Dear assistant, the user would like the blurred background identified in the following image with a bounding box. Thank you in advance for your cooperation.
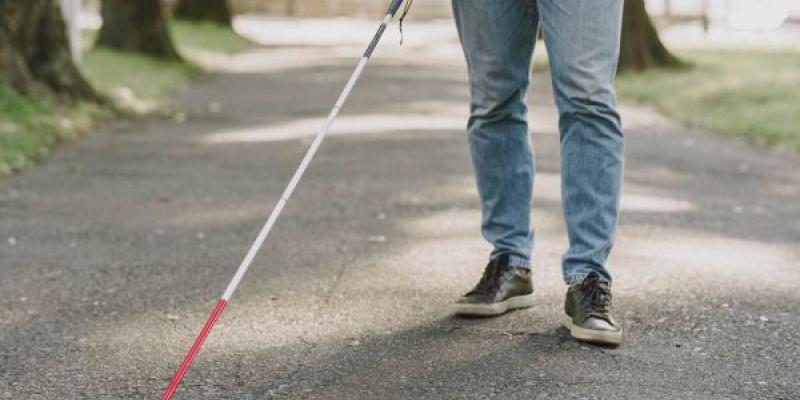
[1,0,798,175]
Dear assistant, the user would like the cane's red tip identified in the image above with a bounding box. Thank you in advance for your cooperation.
[160,299,228,400]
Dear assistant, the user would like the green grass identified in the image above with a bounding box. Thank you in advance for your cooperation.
[0,87,108,173]
[82,47,201,108]
[615,49,800,152]
[81,19,250,110]
[0,20,250,176]
[0,88,57,172]
[170,19,251,54]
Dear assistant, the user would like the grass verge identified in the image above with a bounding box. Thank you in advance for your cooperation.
[171,19,251,55]
[615,49,800,153]
[81,48,201,113]
[0,20,250,177]
[0,88,109,173]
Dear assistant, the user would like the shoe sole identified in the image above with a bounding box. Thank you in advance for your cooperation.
[453,293,535,317]
[561,314,623,346]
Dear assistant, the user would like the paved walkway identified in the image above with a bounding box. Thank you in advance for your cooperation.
[1,19,799,399]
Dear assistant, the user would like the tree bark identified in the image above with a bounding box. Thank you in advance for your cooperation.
[0,0,97,100]
[618,0,681,72]
[174,0,232,27]
[96,0,181,60]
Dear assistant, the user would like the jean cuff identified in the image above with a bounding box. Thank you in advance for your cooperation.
[564,272,611,286]
[491,252,530,269]
[508,255,530,269]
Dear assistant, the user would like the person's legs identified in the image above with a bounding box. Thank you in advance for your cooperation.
[538,0,625,285]
[452,0,539,269]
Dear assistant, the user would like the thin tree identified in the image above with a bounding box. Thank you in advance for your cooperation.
[96,0,181,61]
[0,0,97,100]
[174,0,232,27]
[618,0,682,72]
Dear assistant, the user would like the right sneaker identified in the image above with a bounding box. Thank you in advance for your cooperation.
[453,254,535,317]
[562,273,623,346]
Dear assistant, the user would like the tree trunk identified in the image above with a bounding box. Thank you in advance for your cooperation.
[174,0,232,27]
[0,0,97,100]
[96,0,181,60]
[618,0,681,72]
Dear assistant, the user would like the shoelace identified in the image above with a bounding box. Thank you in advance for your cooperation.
[583,278,612,315]
[473,260,501,294]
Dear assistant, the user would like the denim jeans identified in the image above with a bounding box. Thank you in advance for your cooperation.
[452,0,624,284]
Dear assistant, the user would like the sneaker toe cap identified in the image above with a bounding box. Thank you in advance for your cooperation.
[583,317,619,332]
[455,293,489,305]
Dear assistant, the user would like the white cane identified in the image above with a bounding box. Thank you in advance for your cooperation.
[160,1,410,398]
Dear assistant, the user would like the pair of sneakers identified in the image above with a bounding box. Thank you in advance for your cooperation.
[453,254,622,346]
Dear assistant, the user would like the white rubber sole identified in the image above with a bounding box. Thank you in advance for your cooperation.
[453,293,535,317]
[561,314,623,346]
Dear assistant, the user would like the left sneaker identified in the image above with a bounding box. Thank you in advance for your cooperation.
[453,255,535,317]
[562,274,623,346]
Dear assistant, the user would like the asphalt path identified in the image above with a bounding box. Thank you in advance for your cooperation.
[1,19,799,399]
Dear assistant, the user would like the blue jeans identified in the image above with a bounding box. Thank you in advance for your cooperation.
[452,0,624,284]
